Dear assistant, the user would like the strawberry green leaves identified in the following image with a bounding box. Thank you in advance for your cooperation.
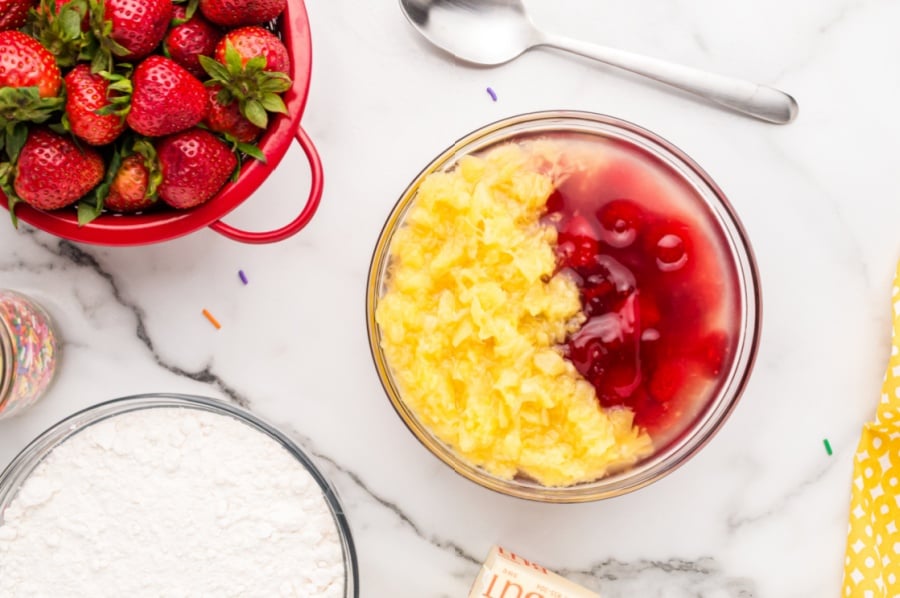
[199,39,289,129]
[25,0,97,68]
[87,0,129,72]
[0,87,64,130]
[0,87,63,181]
[170,0,199,23]
[1,123,28,163]
[94,65,133,121]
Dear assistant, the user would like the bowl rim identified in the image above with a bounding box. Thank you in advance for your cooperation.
[0,393,360,597]
[1,0,314,246]
[366,110,762,503]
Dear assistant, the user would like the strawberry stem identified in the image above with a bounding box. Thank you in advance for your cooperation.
[3,123,28,163]
[199,42,291,132]
[88,0,131,73]
[94,66,134,122]
[0,87,64,132]
[170,0,199,23]
[132,138,161,199]
[24,0,97,68]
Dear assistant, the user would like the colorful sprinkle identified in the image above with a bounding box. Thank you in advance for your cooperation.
[824,438,833,456]
[202,309,222,330]
[238,270,248,285]
[486,87,498,102]
[0,291,58,419]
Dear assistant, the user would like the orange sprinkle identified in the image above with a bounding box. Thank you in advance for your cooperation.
[202,309,221,330]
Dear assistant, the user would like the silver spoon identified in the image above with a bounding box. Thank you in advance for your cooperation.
[399,0,798,124]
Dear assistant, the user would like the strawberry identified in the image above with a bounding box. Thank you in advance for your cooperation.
[74,135,159,223]
[89,0,173,69]
[63,64,127,146]
[126,55,207,137]
[0,0,37,30]
[106,154,153,212]
[156,128,235,209]
[198,0,285,27]
[0,31,63,162]
[215,26,288,74]
[8,128,104,211]
[0,31,61,99]
[162,5,221,79]
[204,85,261,143]
[105,145,159,212]
[199,27,290,130]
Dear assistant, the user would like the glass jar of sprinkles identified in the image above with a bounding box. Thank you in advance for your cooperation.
[0,291,59,420]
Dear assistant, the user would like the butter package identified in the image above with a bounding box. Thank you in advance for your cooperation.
[469,545,601,598]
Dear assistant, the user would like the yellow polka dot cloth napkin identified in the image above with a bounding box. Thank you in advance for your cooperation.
[842,263,900,596]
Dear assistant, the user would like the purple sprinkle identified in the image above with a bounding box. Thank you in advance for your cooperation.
[238,270,248,285]
[486,87,498,102]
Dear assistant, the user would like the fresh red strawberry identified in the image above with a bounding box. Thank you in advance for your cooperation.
[198,0,285,27]
[126,55,208,137]
[0,0,36,30]
[204,85,261,143]
[0,31,63,154]
[63,64,127,146]
[215,26,288,74]
[73,136,160,223]
[0,31,61,98]
[163,5,221,79]
[199,27,290,130]
[106,155,154,212]
[103,137,160,212]
[11,128,104,210]
[89,0,173,68]
[156,128,235,209]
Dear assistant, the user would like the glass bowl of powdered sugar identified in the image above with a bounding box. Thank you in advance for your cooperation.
[0,394,358,597]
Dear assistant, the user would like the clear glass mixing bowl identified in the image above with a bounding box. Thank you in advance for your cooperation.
[0,393,359,596]
[366,111,761,502]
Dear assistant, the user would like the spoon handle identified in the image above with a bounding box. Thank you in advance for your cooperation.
[539,34,798,124]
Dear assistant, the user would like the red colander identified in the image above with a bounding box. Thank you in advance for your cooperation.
[1,0,322,246]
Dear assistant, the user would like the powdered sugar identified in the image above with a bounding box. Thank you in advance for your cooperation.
[0,407,346,597]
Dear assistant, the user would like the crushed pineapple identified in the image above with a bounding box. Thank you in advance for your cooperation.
[376,144,652,487]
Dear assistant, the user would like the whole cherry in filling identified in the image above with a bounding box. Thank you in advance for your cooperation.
[543,136,739,447]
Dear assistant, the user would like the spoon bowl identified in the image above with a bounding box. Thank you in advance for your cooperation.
[399,0,798,124]
[400,0,536,65]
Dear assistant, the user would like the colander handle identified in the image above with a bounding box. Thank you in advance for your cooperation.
[208,126,323,244]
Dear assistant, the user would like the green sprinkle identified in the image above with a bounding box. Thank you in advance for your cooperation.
[824,438,833,456]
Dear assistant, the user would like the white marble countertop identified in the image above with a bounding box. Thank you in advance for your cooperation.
[1,0,894,595]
